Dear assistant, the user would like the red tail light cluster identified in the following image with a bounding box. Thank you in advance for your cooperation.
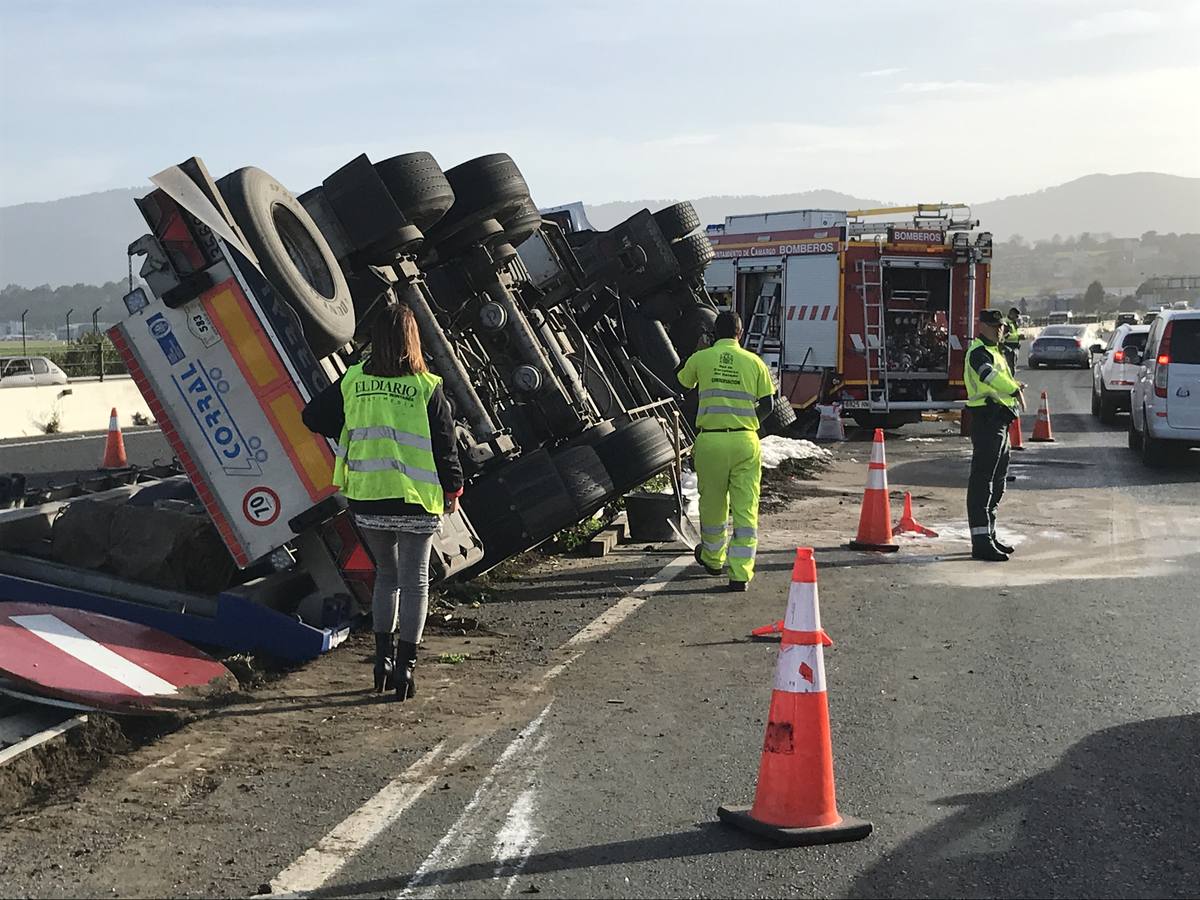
[1154,322,1174,398]
[1114,349,1125,363]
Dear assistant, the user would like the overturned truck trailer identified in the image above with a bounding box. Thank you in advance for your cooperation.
[0,151,788,659]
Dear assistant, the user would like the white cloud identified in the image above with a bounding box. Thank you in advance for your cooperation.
[1062,8,1163,40]
[861,67,904,78]
[895,80,993,94]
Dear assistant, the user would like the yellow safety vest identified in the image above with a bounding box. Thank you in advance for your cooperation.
[678,338,773,431]
[333,363,445,513]
[964,338,1020,410]
[1002,321,1022,350]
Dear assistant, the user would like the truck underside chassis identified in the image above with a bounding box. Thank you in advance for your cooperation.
[0,153,773,658]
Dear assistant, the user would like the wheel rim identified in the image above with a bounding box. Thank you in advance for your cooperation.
[272,203,336,300]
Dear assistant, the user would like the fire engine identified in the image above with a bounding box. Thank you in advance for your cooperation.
[704,205,993,427]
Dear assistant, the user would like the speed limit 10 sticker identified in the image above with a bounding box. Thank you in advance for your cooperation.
[242,487,281,527]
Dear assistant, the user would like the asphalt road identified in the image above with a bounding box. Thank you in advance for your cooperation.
[0,428,173,488]
[301,362,1198,900]
[2,364,1197,899]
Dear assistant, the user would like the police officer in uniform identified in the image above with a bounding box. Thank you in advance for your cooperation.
[965,308,1026,562]
[677,312,775,591]
[1002,306,1023,373]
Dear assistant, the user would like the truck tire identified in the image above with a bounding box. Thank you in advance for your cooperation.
[434,154,531,240]
[669,304,717,357]
[554,445,615,517]
[217,167,354,357]
[653,202,700,242]
[671,232,715,275]
[759,394,797,437]
[461,449,579,565]
[595,418,677,495]
[374,152,456,233]
[502,198,543,248]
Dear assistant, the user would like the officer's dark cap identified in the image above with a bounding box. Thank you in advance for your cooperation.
[978,309,1005,325]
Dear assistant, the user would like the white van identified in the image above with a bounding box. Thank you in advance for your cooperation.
[1127,310,1200,465]
[1047,310,1074,325]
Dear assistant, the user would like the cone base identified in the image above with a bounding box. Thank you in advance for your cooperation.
[847,540,899,553]
[1030,437,1055,442]
[718,805,872,847]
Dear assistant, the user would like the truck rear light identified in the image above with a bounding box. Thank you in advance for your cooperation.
[1074,339,1082,347]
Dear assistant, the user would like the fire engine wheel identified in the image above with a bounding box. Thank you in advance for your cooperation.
[595,418,678,496]
[553,445,616,518]
[671,232,716,275]
[430,154,531,244]
[501,198,544,248]
[373,152,456,233]
[216,167,355,357]
[652,202,700,242]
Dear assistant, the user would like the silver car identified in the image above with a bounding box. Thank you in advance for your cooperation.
[1029,325,1096,369]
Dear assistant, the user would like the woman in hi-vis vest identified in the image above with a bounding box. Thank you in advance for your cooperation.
[303,303,463,700]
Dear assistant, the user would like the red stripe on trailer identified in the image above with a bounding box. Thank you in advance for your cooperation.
[821,306,831,321]
[809,306,820,320]
[797,306,808,320]
[787,306,796,321]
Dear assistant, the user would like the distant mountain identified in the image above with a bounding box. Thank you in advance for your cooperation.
[0,187,147,287]
[2,173,1197,288]
[584,173,1200,242]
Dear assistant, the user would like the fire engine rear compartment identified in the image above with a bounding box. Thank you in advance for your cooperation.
[879,261,953,395]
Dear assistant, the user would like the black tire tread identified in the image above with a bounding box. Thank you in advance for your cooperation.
[671,232,715,274]
[653,202,701,242]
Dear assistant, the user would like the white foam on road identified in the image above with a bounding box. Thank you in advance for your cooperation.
[760,435,833,469]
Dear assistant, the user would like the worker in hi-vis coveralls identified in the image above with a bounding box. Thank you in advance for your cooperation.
[677,311,775,591]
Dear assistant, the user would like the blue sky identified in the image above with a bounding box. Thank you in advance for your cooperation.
[1,0,1198,207]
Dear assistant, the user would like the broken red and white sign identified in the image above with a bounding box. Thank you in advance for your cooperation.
[0,602,237,714]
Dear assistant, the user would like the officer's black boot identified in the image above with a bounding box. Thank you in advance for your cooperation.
[394,640,418,702]
[971,536,1009,562]
[373,633,395,694]
[992,534,1016,555]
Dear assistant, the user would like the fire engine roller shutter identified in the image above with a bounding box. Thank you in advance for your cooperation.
[782,254,839,368]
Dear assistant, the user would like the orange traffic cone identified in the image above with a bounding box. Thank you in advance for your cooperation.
[101,408,127,469]
[1009,415,1026,451]
[719,548,872,846]
[894,491,938,537]
[1030,391,1055,442]
[848,428,898,552]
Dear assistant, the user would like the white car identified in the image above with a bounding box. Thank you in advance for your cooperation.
[1127,310,1200,466]
[1090,324,1150,423]
[0,356,69,388]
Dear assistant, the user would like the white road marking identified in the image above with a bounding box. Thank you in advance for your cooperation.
[494,785,541,899]
[12,614,177,696]
[269,738,483,897]
[399,706,553,898]
[269,554,690,897]
[1,428,161,449]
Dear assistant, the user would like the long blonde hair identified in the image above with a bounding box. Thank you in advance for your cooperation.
[364,302,427,377]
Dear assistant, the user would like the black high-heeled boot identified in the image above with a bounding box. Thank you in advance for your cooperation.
[373,633,396,693]
[395,639,418,702]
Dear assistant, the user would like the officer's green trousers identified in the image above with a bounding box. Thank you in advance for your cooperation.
[695,430,762,583]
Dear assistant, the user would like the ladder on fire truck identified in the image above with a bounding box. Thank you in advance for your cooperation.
[845,203,977,239]
[857,258,889,412]
[745,281,781,354]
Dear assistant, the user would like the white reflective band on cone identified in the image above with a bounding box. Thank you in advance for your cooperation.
[784,582,821,632]
[866,468,888,491]
[773,643,827,694]
[870,441,886,466]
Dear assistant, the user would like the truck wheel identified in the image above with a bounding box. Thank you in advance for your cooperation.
[595,418,677,495]
[759,394,797,437]
[671,233,715,275]
[461,449,580,567]
[433,154,531,241]
[553,445,615,518]
[653,202,700,242]
[217,167,354,357]
[669,304,717,357]
[502,198,543,248]
[374,152,456,233]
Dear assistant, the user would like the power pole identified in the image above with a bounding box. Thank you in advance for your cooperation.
[21,309,29,357]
